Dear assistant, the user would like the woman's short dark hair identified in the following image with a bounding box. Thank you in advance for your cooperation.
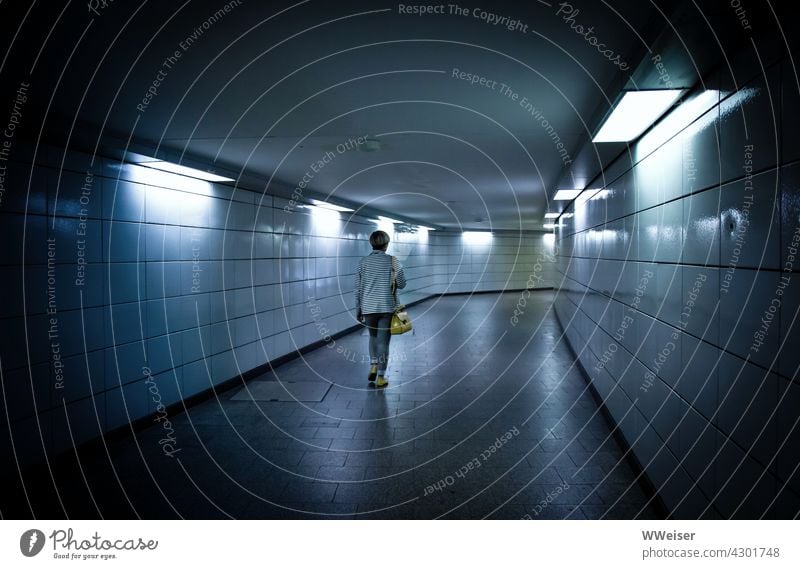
[369,230,390,250]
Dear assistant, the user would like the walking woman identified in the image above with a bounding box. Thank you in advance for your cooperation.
[354,230,406,387]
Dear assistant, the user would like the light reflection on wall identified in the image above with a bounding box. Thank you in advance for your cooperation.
[645,222,680,245]
[129,164,215,227]
[462,231,493,245]
[718,87,759,121]
[638,90,720,158]
[572,189,600,237]
[588,228,617,243]
[306,204,342,236]
[373,218,396,237]
[692,214,720,242]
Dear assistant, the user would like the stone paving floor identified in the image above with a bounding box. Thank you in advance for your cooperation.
[2,291,664,519]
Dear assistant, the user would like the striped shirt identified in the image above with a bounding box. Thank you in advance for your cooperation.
[354,250,407,314]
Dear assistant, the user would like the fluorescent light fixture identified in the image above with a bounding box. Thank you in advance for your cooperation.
[553,189,582,201]
[593,89,684,143]
[561,213,574,218]
[303,204,341,217]
[308,199,353,212]
[417,226,436,231]
[542,223,563,229]
[544,213,560,219]
[462,231,492,244]
[140,160,235,182]
[377,216,403,224]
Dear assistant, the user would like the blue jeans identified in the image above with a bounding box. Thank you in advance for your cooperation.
[364,313,393,374]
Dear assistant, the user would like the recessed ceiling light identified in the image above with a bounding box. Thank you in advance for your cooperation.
[593,89,684,143]
[544,213,560,219]
[542,223,562,229]
[303,204,341,218]
[553,189,582,201]
[308,199,353,212]
[377,216,402,224]
[140,160,235,182]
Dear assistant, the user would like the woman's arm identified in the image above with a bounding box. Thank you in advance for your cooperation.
[393,257,407,290]
[354,259,363,318]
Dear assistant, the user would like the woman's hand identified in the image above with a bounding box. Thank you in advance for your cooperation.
[356,309,364,323]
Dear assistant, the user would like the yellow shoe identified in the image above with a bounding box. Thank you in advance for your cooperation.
[375,375,389,388]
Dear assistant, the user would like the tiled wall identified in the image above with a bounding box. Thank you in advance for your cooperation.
[553,46,800,517]
[427,232,556,294]
[0,144,554,469]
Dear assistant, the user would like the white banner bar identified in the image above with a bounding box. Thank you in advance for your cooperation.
[2,520,798,568]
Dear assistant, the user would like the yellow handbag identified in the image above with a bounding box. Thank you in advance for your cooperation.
[390,305,413,335]
[390,257,412,335]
